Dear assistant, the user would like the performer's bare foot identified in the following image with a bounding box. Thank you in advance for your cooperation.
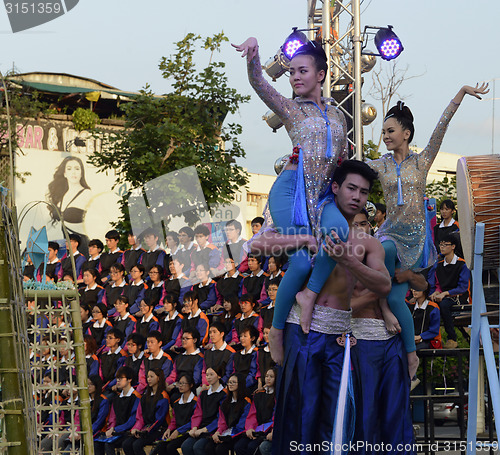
[408,351,419,379]
[269,327,284,365]
[295,287,317,334]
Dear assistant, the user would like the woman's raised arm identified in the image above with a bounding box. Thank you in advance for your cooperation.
[232,37,294,125]
[420,83,489,170]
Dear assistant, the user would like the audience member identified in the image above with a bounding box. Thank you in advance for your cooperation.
[216,258,243,305]
[408,288,442,350]
[204,374,251,455]
[61,234,86,280]
[192,224,222,278]
[122,232,145,274]
[428,233,471,348]
[94,366,140,455]
[122,368,169,455]
[182,366,227,455]
[251,217,265,236]
[181,291,209,346]
[234,367,276,455]
[82,238,104,277]
[141,228,169,275]
[433,199,460,252]
[373,203,386,233]
[153,374,198,455]
[158,293,183,353]
[128,264,147,315]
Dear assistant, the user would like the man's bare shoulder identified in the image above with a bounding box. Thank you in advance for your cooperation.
[350,229,385,265]
[351,228,383,247]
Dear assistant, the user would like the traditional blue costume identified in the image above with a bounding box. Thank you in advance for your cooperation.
[246,49,349,331]
[273,303,352,454]
[351,318,414,455]
[369,102,459,353]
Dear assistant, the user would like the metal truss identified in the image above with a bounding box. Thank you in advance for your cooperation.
[307,0,363,158]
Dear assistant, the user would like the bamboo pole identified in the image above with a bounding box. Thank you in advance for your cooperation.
[0,218,29,455]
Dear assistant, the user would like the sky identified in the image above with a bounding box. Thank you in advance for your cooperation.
[2,0,499,175]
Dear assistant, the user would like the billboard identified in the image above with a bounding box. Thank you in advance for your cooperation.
[15,118,126,254]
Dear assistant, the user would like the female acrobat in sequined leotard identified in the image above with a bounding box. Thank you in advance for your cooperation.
[233,37,349,363]
[370,83,488,376]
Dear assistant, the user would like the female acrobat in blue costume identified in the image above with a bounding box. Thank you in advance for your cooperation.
[370,82,488,376]
[233,36,350,364]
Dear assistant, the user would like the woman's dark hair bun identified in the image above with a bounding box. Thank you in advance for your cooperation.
[385,101,415,143]
[396,101,414,122]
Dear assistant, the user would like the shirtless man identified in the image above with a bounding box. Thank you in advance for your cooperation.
[271,160,392,454]
[350,209,426,455]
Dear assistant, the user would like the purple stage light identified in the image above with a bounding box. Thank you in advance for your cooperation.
[281,29,309,60]
[379,39,401,58]
[374,26,403,61]
[284,39,305,59]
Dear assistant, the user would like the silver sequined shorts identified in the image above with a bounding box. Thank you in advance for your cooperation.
[286,301,351,334]
[351,317,394,341]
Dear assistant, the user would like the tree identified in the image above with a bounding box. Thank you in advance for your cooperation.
[0,74,48,188]
[426,175,457,208]
[89,33,250,232]
[368,61,423,151]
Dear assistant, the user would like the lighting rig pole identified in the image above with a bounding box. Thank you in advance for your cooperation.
[352,0,363,160]
[306,0,369,160]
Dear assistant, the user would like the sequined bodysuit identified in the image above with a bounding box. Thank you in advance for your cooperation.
[369,102,459,270]
[247,52,348,239]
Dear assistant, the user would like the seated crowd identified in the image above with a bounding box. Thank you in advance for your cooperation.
[30,218,280,455]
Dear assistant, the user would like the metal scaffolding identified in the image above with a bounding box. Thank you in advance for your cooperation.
[307,0,363,159]
[0,188,34,455]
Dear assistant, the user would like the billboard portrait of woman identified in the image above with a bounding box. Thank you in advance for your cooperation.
[46,156,92,256]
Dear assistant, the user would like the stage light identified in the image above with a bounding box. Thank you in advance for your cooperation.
[282,30,308,59]
[360,53,376,73]
[264,28,309,80]
[263,110,283,132]
[361,103,377,125]
[374,26,403,61]
[263,56,287,81]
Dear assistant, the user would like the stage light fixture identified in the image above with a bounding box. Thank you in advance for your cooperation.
[263,56,287,81]
[361,103,377,125]
[374,26,403,61]
[360,53,376,73]
[263,110,283,132]
[264,28,310,80]
[282,30,308,59]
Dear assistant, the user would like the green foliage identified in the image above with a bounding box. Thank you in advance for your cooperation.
[363,140,385,204]
[0,82,48,187]
[417,328,469,387]
[89,32,250,232]
[72,107,100,132]
[0,86,47,156]
[426,175,457,209]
